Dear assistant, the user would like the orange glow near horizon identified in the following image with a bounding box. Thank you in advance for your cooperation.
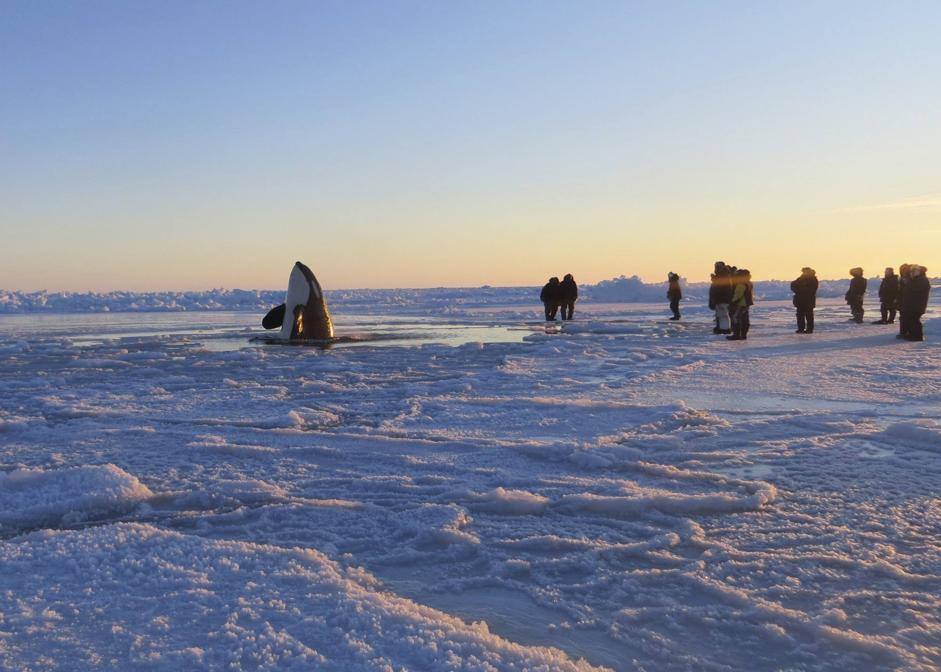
[3,196,938,292]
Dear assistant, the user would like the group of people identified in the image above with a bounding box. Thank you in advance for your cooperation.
[538,264,931,342]
[703,262,754,340]
[790,265,930,340]
[856,265,929,340]
[540,274,578,321]
[873,265,932,341]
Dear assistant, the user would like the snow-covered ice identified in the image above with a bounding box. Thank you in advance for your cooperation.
[3,276,935,315]
[0,464,152,533]
[1,293,939,670]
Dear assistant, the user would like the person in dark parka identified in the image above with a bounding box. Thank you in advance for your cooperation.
[708,273,718,330]
[874,267,899,324]
[900,265,930,341]
[559,274,578,320]
[790,267,818,334]
[710,262,733,334]
[727,269,753,340]
[896,264,912,338]
[540,277,562,321]
[845,267,867,323]
[667,272,682,320]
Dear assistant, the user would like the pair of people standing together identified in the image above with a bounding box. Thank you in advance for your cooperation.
[873,264,931,339]
[540,274,578,321]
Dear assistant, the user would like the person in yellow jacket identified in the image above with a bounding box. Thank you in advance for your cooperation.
[727,269,753,341]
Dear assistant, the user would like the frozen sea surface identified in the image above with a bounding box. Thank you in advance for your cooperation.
[0,312,525,352]
[1,297,940,671]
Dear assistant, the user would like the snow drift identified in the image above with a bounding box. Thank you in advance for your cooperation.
[0,523,603,671]
[0,464,153,532]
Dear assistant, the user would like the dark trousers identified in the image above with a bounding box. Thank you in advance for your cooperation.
[560,301,575,320]
[731,306,750,338]
[902,312,924,340]
[880,302,897,323]
[669,298,680,319]
[796,305,814,332]
[848,298,864,322]
[544,302,559,321]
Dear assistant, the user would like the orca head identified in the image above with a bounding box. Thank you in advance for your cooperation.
[262,261,334,340]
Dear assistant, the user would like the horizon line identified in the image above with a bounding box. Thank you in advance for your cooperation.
[4,274,937,295]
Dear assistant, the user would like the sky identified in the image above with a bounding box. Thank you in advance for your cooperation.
[2,1,940,291]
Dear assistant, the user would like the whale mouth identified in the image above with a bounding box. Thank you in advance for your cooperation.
[290,305,305,340]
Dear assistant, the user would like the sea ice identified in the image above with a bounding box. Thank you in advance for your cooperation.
[0,295,938,670]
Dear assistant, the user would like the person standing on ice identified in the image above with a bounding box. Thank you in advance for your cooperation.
[790,267,818,334]
[896,264,912,338]
[726,269,753,340]
[559,274,578,320]
[899,265,930,341]
[540,277,562,321]
[666,272,682,320]
[709,262,733,334]
[707,273,718,330]
[874,267,899,324]
[845,267,867,323]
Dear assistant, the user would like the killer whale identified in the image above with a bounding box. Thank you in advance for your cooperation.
[262,261,334,341]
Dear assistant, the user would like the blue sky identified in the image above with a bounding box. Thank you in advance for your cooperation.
[2,1,939,290]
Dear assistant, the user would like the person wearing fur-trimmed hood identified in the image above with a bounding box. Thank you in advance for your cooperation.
[540,277,562,321]
[666,272,682,320]
[874,267,899,324]
[710,262,733,334]
[845,268,867,323]
[899,265,930,341]
[559,274,578,321]
[727,269,753,341]
[790,267,818,334]
[896,264,912,338]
